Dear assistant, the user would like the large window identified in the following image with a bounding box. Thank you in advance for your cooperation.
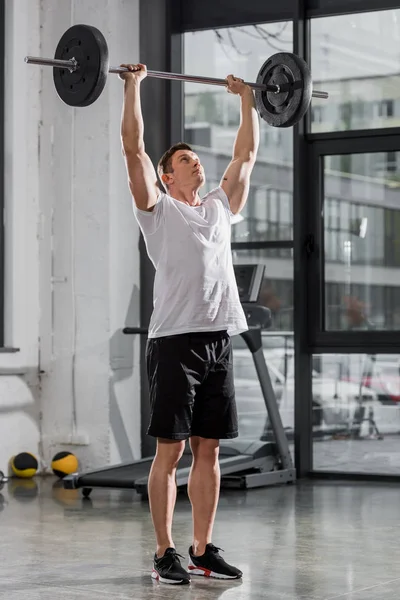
[307,7,400,479]
[311,9,400,132]
[178,1,400,481]
[184,23,293,243]
[323,152,400,331]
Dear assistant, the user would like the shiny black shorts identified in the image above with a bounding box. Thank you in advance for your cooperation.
[145,330,238,440]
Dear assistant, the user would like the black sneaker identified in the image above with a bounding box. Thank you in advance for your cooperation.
[152,547,191,585]
[188,544,243,579]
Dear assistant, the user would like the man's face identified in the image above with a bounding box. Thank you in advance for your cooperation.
[163,150,205,189]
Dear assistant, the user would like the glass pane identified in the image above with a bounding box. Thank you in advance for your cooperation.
[231,248,294,440]
[324,153,400,331]
[184,24,293,242]
[311,9,400,132]
[312,353,400,475]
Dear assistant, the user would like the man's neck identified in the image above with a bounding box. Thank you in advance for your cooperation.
[169,186,202,206]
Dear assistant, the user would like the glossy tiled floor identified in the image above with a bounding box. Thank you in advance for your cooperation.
[0,478,399,599]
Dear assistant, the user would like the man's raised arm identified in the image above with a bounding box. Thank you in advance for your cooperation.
[220,76,260,215]
[120,64,159,212]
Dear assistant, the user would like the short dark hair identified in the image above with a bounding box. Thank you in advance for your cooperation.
[157,142,193,179]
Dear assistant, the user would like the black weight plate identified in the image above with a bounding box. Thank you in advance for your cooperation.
[53,24,109,107]
[255,52,312,128]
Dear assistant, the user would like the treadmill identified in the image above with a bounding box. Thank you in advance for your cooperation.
[63,264,296,497]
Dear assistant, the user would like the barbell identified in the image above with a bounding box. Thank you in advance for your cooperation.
[24,24,328,128]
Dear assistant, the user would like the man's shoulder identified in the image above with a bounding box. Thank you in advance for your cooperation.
[202,186,224,200]
[202,186,231,212]
[199,186,224,204]
[158,191,177,205]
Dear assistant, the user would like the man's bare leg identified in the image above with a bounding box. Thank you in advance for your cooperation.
[147,438,185,557]
[187,436,220,556]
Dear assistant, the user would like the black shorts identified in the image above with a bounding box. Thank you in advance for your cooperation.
[146,330,238,440]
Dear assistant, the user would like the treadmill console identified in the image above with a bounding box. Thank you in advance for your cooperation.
[234,264,272,330]
[234,264,265,303]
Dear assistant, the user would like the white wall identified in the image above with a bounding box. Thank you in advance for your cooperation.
[1,0,141,475]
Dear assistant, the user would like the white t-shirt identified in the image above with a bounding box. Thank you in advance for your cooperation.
[133,186,248,339]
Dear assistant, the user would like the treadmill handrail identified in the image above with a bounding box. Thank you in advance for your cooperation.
[123,327,148,335]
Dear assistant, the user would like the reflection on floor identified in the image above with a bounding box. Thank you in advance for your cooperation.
[1,478,400,599]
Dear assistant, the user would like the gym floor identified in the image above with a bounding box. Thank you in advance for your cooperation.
[1,479,399,599]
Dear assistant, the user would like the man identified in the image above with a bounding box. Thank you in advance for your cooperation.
[120,63,259,585]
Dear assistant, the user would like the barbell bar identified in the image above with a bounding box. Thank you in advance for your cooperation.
[24,24,328,127]
[25,55,329,100]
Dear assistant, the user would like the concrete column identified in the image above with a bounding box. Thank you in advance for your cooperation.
[39,0,141,470]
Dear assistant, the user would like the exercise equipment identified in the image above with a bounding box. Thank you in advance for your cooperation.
[63,263,296,498]
[0,471,8,487]
[24,24,328,127]
[255,53,312,128]
[51,451,79,478]
[10,452,39,479]
[53,25,108,108]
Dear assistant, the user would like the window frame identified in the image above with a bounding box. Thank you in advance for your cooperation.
[175,0,400,30]
[307,133,400,353]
